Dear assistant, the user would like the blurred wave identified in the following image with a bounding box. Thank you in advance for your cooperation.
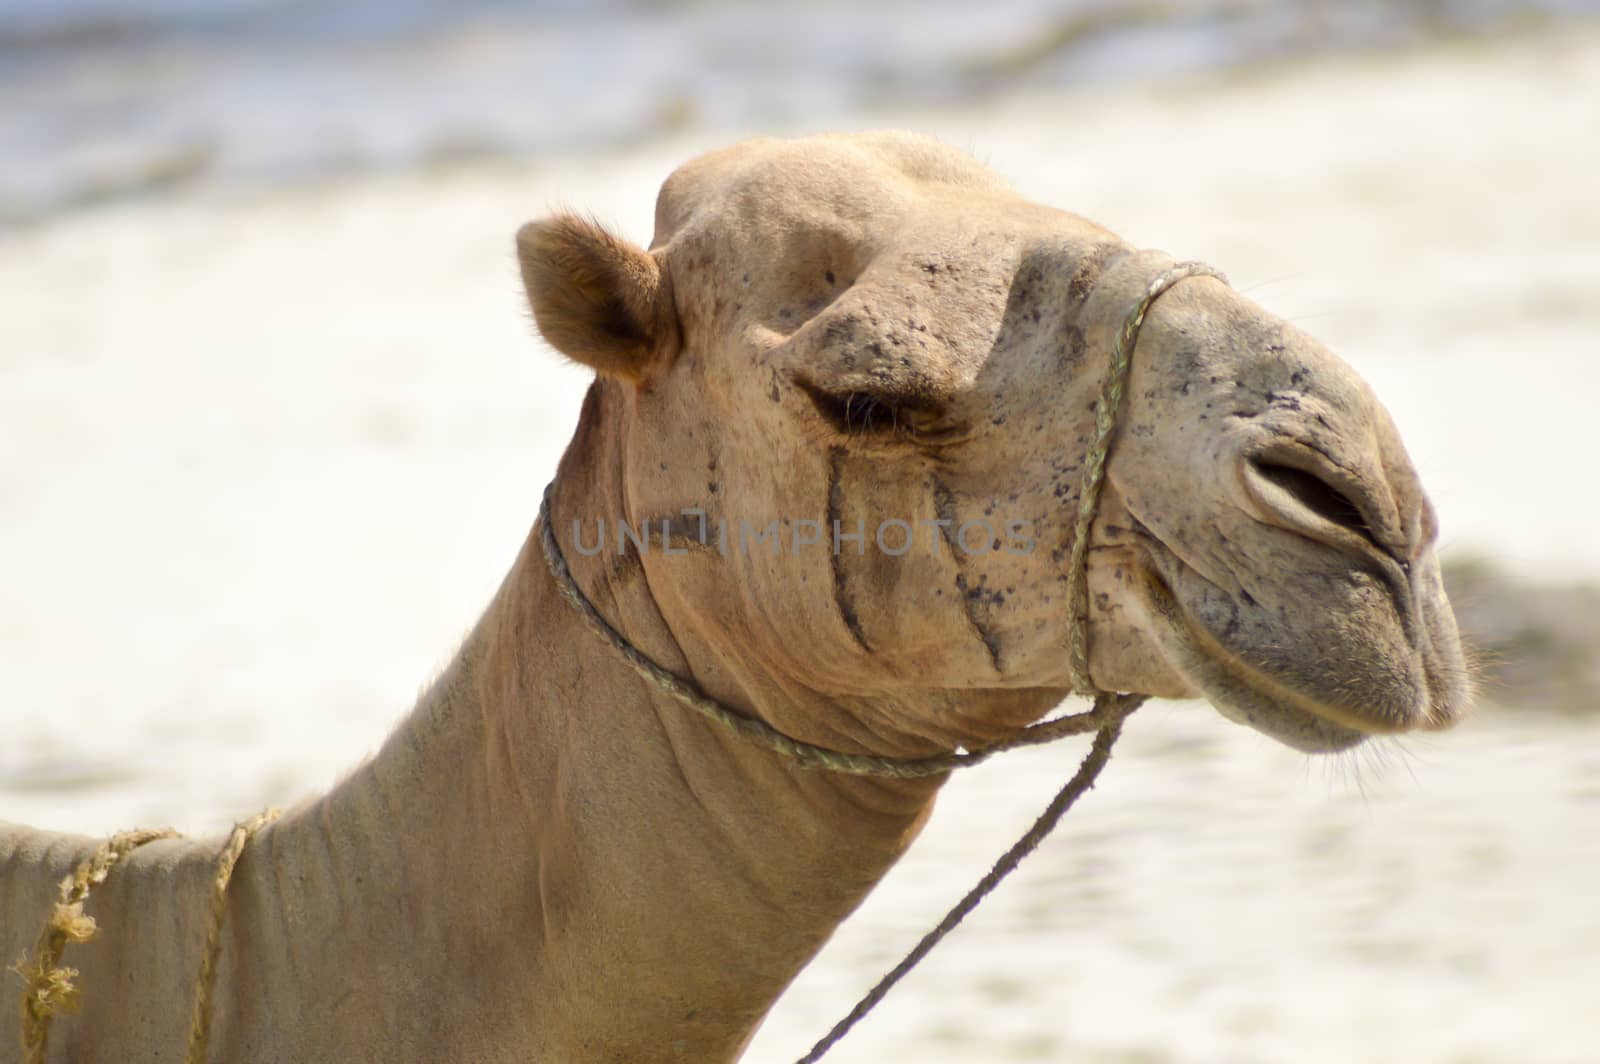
[1,0,1596,221]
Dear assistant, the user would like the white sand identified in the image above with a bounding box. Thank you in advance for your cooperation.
[2,25,1598,1063]
[749,707,1600,1063]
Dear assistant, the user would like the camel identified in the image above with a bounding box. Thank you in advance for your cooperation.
[1,131,1468,1063]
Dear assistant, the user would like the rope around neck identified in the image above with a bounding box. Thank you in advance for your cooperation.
[183,809,281,1064]
[13,810,279,1064]
[15,827,179,1064]
[539,260,1225,1059]
[539,482,1119,778]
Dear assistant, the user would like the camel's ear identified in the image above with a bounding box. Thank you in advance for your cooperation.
[516,214,675,381]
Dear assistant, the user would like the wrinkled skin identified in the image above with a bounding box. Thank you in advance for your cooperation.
[0,132,1470,1064]
[532,130,1468,756]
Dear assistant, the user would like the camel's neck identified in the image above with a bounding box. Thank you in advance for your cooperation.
[222,388,942,1062]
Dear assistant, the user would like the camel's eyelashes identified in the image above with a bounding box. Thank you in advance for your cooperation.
[834,392,885,431]
[795,377,947,440]
[797,379,896,434]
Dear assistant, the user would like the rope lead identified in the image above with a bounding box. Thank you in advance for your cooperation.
[539,261,1224,1059]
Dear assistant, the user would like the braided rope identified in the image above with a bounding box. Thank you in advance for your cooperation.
[13,811,277,1064]
[1064,261,1226,695]
[184,808,280,1064]
[795,706,1135,1063]
[14,828,179,1064]
[539,488,1111,778]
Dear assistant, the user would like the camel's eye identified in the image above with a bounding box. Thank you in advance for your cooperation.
[826,391,895,433]
[795,377,950,441]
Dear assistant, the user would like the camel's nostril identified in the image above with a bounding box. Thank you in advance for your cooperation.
[1248,460,1382,553]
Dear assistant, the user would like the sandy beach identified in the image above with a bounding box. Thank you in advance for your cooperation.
[3,21,1598,1063]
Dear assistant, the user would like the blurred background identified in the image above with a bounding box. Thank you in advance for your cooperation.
[3,2,1598,1061]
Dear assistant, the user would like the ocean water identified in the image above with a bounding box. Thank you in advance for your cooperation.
[3,0,1597,222]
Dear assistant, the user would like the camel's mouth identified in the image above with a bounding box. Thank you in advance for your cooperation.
[1126,535,1463,754]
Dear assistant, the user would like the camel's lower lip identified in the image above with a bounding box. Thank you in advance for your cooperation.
[1130,545,1380,754]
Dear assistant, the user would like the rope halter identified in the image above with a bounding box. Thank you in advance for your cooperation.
[536,258,1224,1062]
[537,260,1226,777]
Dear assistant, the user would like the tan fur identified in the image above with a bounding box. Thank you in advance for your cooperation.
[517,215,678,380]
[0,131,1467,1063]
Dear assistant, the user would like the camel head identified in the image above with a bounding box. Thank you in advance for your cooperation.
[517,131,1469,756]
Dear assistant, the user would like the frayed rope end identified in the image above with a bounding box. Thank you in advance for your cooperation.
[48,902,99,946]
